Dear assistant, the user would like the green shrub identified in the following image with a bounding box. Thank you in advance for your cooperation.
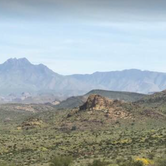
[49,156,73,166]
[87,160,108,166]
[0,162,16,166]
[118,160,143,166]
[156,158,166,166]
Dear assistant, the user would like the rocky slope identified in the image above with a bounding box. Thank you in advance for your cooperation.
[80,94,123,111]
[136,90,166,114]
[59,94,165,131]
[55,89,146,109]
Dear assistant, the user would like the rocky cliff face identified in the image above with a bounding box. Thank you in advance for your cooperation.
[61,95,132,130]
[79,94,130,120]
[60,94,166,131]
[80,94,124,110]
[80,94,114,111]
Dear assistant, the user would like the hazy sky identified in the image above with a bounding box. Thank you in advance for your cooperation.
[0,0,166,75]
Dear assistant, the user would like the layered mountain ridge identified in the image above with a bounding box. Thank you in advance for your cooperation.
[1,58,166,97]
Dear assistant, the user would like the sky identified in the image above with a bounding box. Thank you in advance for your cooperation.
[0,0,166,75]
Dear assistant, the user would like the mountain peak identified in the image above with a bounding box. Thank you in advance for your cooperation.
[5,58,31,65]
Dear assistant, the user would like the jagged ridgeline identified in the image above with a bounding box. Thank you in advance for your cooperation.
[1,58,166,98]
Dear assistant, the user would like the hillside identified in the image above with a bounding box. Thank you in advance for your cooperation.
[55,89,146,109]
[55,96,86,109]
[0,93,166,165]
[86,89,146,101]
[136,90,166,114]
[59,94,165,130]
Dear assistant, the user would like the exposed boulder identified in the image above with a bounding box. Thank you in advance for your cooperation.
[79,94,123,111]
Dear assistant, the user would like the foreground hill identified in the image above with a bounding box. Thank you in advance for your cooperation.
[1,58,166,97]
[55,89,146,109]
[0,93,166,165]
[59,94,165,130]
[136,90,166,114]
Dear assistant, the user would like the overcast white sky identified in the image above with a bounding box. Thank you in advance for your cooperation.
[0,0,166,75]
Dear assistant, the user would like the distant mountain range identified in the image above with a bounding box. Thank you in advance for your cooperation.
[1,58,166,98]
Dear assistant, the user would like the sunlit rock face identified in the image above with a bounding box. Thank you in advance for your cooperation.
[80,94,114,111]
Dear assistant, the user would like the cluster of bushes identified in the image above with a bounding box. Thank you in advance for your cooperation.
[1,156,166,166]
[49,156,166,166]
[50,156,73,166]
[49,157,109,166]
[155,158,166,166]
[0,162,16,166]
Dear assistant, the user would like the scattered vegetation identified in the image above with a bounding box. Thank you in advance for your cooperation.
[50,156,73,166]
[0,93,165,165]
[87,160,108,166]
[155,158,166,166]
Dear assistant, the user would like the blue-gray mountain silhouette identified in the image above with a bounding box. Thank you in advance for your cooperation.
[0,58,166,96]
